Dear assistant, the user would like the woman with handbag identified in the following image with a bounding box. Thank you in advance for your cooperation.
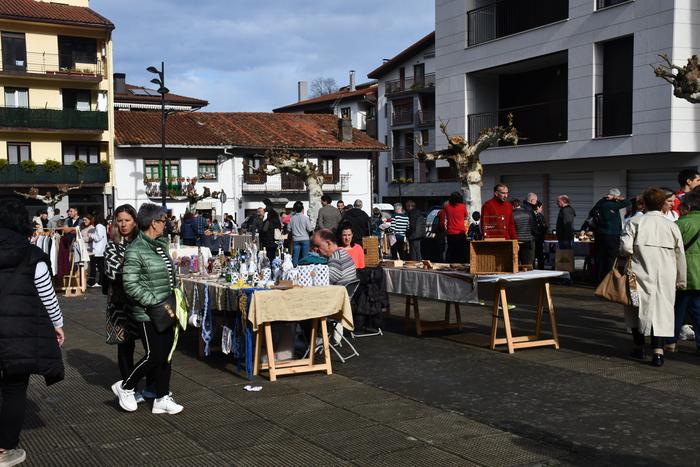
[111,203,183,414]
[620,187,686,366]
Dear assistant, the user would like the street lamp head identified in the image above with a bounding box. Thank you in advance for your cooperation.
[158,87,169,95]
[150,78,162,86]
[146,66,159,74]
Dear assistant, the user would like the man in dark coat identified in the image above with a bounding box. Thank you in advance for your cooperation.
[556,195,576,249]
[512,199,534,266]
[341,199,371,245]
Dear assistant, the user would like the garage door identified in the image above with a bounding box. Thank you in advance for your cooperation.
[548,173,593,231]
[627,169,689,200]
[501,175,545,205]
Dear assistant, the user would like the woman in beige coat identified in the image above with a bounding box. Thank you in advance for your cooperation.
[620,187,686,367]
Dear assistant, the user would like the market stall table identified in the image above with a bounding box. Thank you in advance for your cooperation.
[382,267,567,353]
[170,245,212,262]
[179,277,353,381]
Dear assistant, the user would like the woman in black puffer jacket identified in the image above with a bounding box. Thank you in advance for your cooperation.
[0,198,64,467]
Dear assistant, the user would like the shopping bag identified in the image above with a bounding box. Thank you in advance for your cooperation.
[312,265,329,287]
[594,257,632,306]
[555,248,574,273]
[297,265,315,287]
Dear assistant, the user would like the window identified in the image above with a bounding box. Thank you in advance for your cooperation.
[7,142,30,164]
[421,129,430,147]
[243,157,266,183]
[367,105,376,119]
[384,167,389,182]
[1,32,26,72]
[597,0,630,9]
[596,35,633,137]
[198,160,218,180]
[414,63,425,87]
[144,160,180,181]
[340,107,351,119]
[62,143,100,165]
[384,102,388,119]
[319,157,339,184]
[4,87,28,108]
[62,89,91,111]
[58,36,97,69]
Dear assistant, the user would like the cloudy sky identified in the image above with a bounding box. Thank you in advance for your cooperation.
[91,0,434,112]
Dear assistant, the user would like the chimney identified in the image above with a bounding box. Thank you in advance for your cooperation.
[113,73,126,94]
[349,70,356,92]
[338,118,353,143]
[298,81,308,102]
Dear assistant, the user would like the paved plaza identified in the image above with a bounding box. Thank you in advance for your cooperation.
[11,283,700,467]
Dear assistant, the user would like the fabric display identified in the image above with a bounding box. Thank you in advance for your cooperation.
[221,325,232,355]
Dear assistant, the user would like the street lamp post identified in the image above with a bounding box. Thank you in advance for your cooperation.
[147,62,170,209]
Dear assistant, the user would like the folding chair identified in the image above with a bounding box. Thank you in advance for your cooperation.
[348,279,384,339]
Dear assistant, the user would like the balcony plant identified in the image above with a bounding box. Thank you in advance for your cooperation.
[0,159,7,172]
[417,116,518,210]
[72,159,87,174]
[43,159,62,173]
[19,160,37,173]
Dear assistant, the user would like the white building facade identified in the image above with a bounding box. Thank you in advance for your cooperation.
[436,0,700,228]
[370,32,461,210]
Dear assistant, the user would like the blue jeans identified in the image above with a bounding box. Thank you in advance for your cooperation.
[667,290,700,348]
[292,240,310,267]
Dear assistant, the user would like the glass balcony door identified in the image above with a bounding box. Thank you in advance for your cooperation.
[1,32,26,72]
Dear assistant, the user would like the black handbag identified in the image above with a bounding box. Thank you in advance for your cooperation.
[146,292,177,333]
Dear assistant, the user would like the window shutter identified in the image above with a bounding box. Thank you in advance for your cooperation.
[332,157,340,183]
[243,158,250,183]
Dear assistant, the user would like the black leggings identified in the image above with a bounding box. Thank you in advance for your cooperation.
[632,328,663,350]
[0,372,29,450]
[123,322,174,398]
[117,339,135,381]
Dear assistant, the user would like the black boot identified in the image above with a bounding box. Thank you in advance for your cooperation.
[630,346,647,360]
[651,353,664,367]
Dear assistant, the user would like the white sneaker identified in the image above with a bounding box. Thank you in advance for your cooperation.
[111,380,137,412]
[152,395,183,415]
[0,449,27,466]
[92,283,101,288]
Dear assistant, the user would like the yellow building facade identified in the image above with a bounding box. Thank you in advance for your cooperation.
[0,0,114,216]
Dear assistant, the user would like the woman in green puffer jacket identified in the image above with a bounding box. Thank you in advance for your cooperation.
[111,203,183,415]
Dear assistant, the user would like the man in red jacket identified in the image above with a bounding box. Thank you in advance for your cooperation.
[481,183,517,240]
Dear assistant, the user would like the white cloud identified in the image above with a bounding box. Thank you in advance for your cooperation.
[92,0,435,111]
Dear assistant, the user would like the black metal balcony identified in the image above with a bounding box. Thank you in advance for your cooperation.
[391,109,414,126]
[386,73,436,96]
[468,99,567,145]
[595,91,632,137]
[0,107,108,131]
[467,0,568,46]
[597,0,630,9]
[0,51,102,79]
[392,148,414,161]
[417,109,435,126]
[0,164,108,186]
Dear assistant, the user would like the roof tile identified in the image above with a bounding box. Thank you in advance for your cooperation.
[273,85,377,113]
[0,0,114,29]
[115,112,386,152]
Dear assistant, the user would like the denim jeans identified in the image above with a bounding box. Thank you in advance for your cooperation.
[292,240,310,267]
[667,290,700,348]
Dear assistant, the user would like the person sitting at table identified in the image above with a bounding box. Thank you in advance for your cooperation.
[312,228,356,285]
[338,221,365,269]
[210,219,222,233]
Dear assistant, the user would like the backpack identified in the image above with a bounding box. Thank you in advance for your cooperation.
[585,205,604,231]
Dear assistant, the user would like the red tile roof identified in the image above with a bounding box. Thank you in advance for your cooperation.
[0,0,114,30]
[367,32,435,79]
[115,112,387,152]
[273,84,377,113]
[114,84,209,108]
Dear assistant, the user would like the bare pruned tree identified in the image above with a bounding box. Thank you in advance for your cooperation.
[654,54,700,104]
[310,77,339,98]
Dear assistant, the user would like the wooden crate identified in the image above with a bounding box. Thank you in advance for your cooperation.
[363,236,380,267]
[469,240,518,274]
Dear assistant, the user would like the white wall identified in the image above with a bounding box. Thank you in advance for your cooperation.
[436,0,693,165]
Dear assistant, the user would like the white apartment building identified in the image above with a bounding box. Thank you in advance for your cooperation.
[370,32,461,210]
[436,0,700,228]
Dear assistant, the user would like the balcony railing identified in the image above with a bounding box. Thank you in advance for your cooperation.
[595,91,632,138]
[386,73,436,95]
[0,51,102,78]
[467,0,569,46]
[0,164,108,185]
[392,109,414,126]
[240,174,350,193]
[0,107,108,131]
[417,109,435,126]
[468,99,567,145]
[392,148,414,161]
[597,0,629,9]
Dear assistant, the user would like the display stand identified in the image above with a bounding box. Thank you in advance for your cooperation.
[490,279,560,353]
[403,296,463,337]
[61,248,85,297]
[253,317,333,382]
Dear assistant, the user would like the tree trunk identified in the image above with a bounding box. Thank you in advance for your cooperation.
[307,176,323,225]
